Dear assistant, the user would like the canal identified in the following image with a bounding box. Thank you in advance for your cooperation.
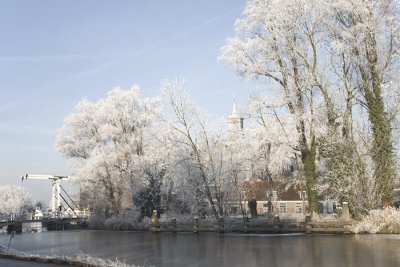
[2,230,400,266]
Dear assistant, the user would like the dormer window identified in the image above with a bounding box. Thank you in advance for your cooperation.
[298,191,307,198]
[266,190,277,201]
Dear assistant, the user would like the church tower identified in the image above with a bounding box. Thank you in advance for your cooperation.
[228,100,244,138]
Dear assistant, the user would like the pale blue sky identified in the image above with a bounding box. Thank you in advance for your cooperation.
[0,0,258,204]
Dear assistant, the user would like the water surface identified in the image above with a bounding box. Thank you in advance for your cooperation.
[3,230,400,267]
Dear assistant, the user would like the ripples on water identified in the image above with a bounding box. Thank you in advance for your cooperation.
[4,230,400,267]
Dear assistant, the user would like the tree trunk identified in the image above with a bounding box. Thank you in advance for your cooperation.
[302,134,318,214]
[364,84,395,206]
[360,28,395,207]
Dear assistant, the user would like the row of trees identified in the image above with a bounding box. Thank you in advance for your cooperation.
[220,0,400,215]
[56,0,400,219]
[0,185,34,216]
[56,81,252,220]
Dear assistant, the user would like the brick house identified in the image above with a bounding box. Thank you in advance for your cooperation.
[227,180,308,219]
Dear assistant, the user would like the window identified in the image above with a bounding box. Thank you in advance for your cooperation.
[263,203,269,213]
[231,206,238,214]
[266,190,277,201]
[279,203,287,213]
[295,203,302,213]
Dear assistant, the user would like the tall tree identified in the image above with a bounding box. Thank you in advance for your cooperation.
[131,123,175,218]
[162,79,228,220]
[0,185,33,215]
[326,0,400,206]
[55,86,160,215]
[221,0,400,212]
[246,93,300,181]
[220,0,328,213]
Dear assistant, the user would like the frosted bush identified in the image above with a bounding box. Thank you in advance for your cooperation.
[73,252,141,267]
[103,211,150,231]
[1,244,141,267]
[354,207,400,233]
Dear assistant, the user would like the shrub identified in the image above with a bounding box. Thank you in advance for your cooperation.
[103,210,150,231]
[354,207,400,233]
[89,214,107,230]
[89,209,151,231]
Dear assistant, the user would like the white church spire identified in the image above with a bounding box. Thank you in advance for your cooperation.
[232,98,238,115]
[228,99,244,139]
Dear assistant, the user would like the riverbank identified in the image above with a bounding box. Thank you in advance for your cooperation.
[150,216,355,234]
[0,247,139,267]
[99,206,400,234]
[6,207,400,235]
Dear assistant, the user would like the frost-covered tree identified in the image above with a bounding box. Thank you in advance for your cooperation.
[326,0,400,206]
[319,119,374,215]
[240,92,312,213]
[131,123,176,218]
[220,0,331,213]
[220,129,253,217]
[0,185,34,215]
[55,86,160,216]
[221,0,400,212]
[162,79,229,220]
[246,92,300,180]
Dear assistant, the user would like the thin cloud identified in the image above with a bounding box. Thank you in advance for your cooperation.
[63,7,242,81]
[1,7,240,112]
[0,54,109,63]
[0,123,55,136]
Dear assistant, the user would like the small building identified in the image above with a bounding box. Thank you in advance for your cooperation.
[246,180,308,218]
[227,180,308,219]
[33,207,44,220]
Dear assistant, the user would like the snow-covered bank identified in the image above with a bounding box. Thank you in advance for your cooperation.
[0,247,140,267]
[354,207,400,234]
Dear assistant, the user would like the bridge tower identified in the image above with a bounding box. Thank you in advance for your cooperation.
[22,174,72,218]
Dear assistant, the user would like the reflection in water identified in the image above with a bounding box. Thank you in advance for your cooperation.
[5,231,400,267]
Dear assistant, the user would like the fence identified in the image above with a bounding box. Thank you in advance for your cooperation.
[152,213,354,234]
[152,216,308,234]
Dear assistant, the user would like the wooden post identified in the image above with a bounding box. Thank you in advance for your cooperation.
[305,214,312,233]
[193,217,199,234]
[306,223,312,234]
[341,202,350,221]
[170,217,177,233]
[7,231,16,251]
[151,210,160,233]
[218,218,225,234]
[273,215,280,231]
[243,216,250,233]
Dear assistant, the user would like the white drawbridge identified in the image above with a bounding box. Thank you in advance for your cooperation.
[22,174,74,217]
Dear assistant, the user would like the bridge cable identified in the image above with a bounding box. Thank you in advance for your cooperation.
[60,185,80,210]
[59,194,79,218]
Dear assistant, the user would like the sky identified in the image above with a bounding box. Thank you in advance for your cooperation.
[0,1,260,204]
